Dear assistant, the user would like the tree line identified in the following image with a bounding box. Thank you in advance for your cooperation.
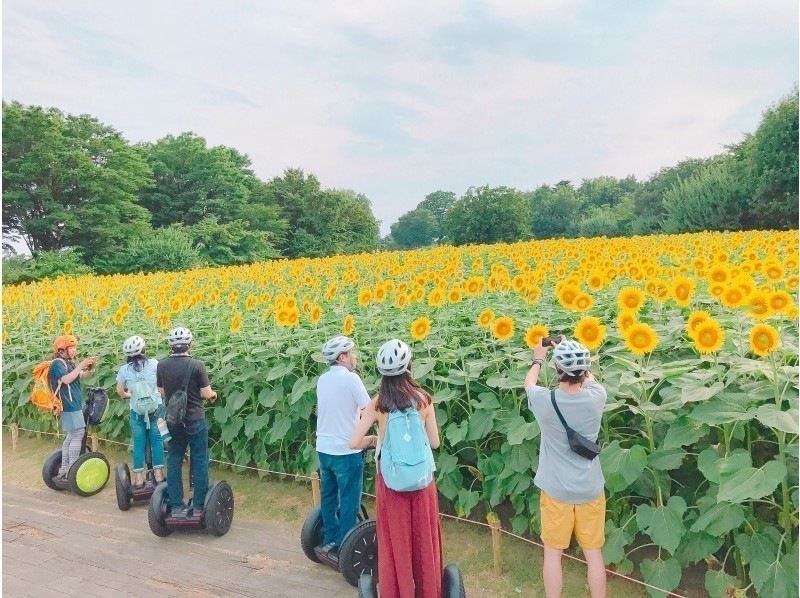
[388,89,798,249]
[3,89,797,282]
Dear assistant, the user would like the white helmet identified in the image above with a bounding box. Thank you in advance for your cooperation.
[122,335,146,357]
[376,339,412,376]
[167,326,193,347]
[322,335,355,364]
[552,339,591,375]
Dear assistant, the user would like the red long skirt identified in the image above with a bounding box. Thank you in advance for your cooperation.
[376,470,443,598]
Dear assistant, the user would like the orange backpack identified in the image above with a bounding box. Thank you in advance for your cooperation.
[31,359,68,415]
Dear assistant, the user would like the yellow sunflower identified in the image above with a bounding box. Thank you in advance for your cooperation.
[763,261,784,282]
[574,316,606,350]
[686,310,711,338]
[464,276,485,297]
[747,291,772,320]
[62,319,74,335]
[768,290,792,312]
[309,305,322,325]
[524,325,549,349]
[573,292,594,312]
[720,286,746,308]
[749,323,780,357]
[427,288,445,308]
[230,313,243,334]
[693,318,724,354]
[410,317,432,342]
[477,309,495,328]
[586,271,605,292]
[448,286,463,303]
[557,284,580,309]
[357,289,372,307]
[670,276,695,307]
[617,286,645,311]
[624,322,658,355]
[491,316,515,342]
[616,310,637,333]
[343,314,355,336]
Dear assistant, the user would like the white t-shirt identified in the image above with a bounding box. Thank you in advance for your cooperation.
[315,365,371,455]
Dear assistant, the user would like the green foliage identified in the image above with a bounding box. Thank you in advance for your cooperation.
[445,186,530,245]
[418,190,456,237]
[662,159,749,233]
[104,226,201,273]
[577,196,635,238]
[2,249,93,284]
[188,216,280,266]
[529,182,583,239]
[391,208,438,248]
[2,101,153,264]
[139,132,255,227]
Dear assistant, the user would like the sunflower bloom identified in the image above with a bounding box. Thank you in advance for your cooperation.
[616,310,637,333]
[427,289,445,308]
[624,322,658,355]
[749,323,780,357]
[763,261,784,282]
[573,292,594,312]
[720,286,746,308]
[464,276,485,297]
[343,315,355,336]
[768,290,792,312]
[230,313,243,334]
[491,316,515,342]
[693,318,724,354]
[618,287,645,311]
[448,286,463,303]
[670,276,695,307]
[574,317,606,350]
[557,285,580,309]
[477,309,495,328]
[309,305,322,325]
[410,317,432,342]
[358,289,372,307]
[524,325,549,349]
[686,310,711,338]
[747,291,772,320]
[62,320,74,335]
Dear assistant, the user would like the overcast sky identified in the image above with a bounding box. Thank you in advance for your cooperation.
[4,1,798,234]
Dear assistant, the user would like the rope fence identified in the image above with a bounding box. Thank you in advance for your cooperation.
[6,423,687,597]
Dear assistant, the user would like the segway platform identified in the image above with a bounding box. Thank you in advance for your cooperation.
[148,480,234,537]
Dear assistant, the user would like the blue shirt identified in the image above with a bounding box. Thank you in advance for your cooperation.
[116,359,161,412]
[49,359,82,413]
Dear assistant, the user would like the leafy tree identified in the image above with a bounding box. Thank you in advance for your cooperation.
[2,101,153,264]
[418,190,456,238]
[662,158,749,233]
[444,186,530,245]
[108,226,201,274]
[577,176,638,208]
[529,182,583,239]
[632,158,715,234]
[189,216,280,265]
[390,208,438,248]
[577,195,635,238]
[737,91,799,229]
[139,132,256,227]
[237,179,289,247]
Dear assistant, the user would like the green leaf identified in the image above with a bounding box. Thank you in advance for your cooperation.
[410,359,436,381]
[675,532,724,566]
[600,441,647,492]
[290,375,315,404]
[445,421,468,446]
[507,443,536,473]
[690,502,745,536]
[717,460,787,503]
[243,412,271,439]
[697,448,751,484]
[635,498,686,554]
[269,415,292,443]
[640,557,682,598]
[734,527,781,564]
[220,416,243,444]
[756,404,799,434]
[466,409,495,441]
[265,358,294,381]
[648,448,686,470]
[226,389,249,412]
[257,386,282,408]
[662,415,708,448]
[681,381,724,404]
[704,570,741,598]
[506,417,540,445]
[689,396,755,425]
[750,550,799,598]
[433,387,460,403]
[435,451,458,475]
[603,520,633,565]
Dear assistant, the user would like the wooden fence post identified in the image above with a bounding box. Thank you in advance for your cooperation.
[487,512,502,576]
[10,423,19,453]
[90,432,99,452]
[311,472,321,506]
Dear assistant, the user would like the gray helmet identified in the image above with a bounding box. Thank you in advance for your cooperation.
[167,326,193,347]
[552,339,591,375]
[122,335,146,357]
[376,339,411,376]
[322,335,355,364]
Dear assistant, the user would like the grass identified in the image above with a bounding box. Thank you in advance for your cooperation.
[4,430,644,597]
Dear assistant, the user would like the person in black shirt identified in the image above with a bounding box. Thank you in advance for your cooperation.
[157,326,217,520]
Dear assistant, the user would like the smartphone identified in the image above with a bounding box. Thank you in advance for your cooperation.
[542,336,561,347]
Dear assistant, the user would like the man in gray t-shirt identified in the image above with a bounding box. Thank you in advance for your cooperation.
[524,336,607,598]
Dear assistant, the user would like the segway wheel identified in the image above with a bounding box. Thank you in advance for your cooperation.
[148,482,172,537]
[339,519,378,588]
[204,480,234,536]
[300,506,324,563]
[442,564,466,598]
[115,463,132,511]
[357,573,377,598]
[42,450,64,491]
[68,452,110,497]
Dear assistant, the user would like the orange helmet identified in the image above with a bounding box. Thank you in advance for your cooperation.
[53,335,78,351]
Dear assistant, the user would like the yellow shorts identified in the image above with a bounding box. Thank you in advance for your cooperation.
[540,490,605,550]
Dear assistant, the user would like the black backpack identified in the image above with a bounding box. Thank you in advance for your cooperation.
[83,387,109,425]
[165,360,195,427]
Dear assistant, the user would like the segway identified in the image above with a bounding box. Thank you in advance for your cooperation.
[42,387,110,497]
[358,564,467,597]
[301,502,376,587]
[115,433,162,511]
[147,447,234,537]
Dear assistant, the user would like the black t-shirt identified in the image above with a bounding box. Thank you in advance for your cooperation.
[156,355,211,421]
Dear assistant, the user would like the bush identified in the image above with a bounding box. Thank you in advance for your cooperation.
[109,226,202,274]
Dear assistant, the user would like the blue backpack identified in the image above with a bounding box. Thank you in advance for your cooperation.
[380,402,435,492]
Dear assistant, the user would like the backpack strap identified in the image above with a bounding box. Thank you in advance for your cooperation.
[52,358,72,411]
[550,389,573,433]
[180,359,196,397]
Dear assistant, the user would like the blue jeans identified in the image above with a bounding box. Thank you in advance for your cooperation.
[129,410,165,471]
[318,451,364,547]
[167,418,209,511]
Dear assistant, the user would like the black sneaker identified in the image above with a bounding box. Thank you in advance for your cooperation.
[170,506,190,519]
[314,543,339,564]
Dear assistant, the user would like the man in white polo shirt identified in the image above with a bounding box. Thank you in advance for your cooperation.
[314,335,375,562]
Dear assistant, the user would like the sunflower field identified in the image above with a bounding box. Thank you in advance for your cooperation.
[3,230,798,596]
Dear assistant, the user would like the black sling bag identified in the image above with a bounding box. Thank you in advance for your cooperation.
[550,390,601,460]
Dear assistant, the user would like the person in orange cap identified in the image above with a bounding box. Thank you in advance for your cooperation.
[50,335,97,481]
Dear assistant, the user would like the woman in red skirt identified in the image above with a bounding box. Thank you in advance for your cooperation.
[350,339,443,598]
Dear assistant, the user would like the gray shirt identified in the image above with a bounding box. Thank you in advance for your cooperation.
[526,380,606,504]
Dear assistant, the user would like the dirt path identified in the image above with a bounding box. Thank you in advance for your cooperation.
[3,481,354,597]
